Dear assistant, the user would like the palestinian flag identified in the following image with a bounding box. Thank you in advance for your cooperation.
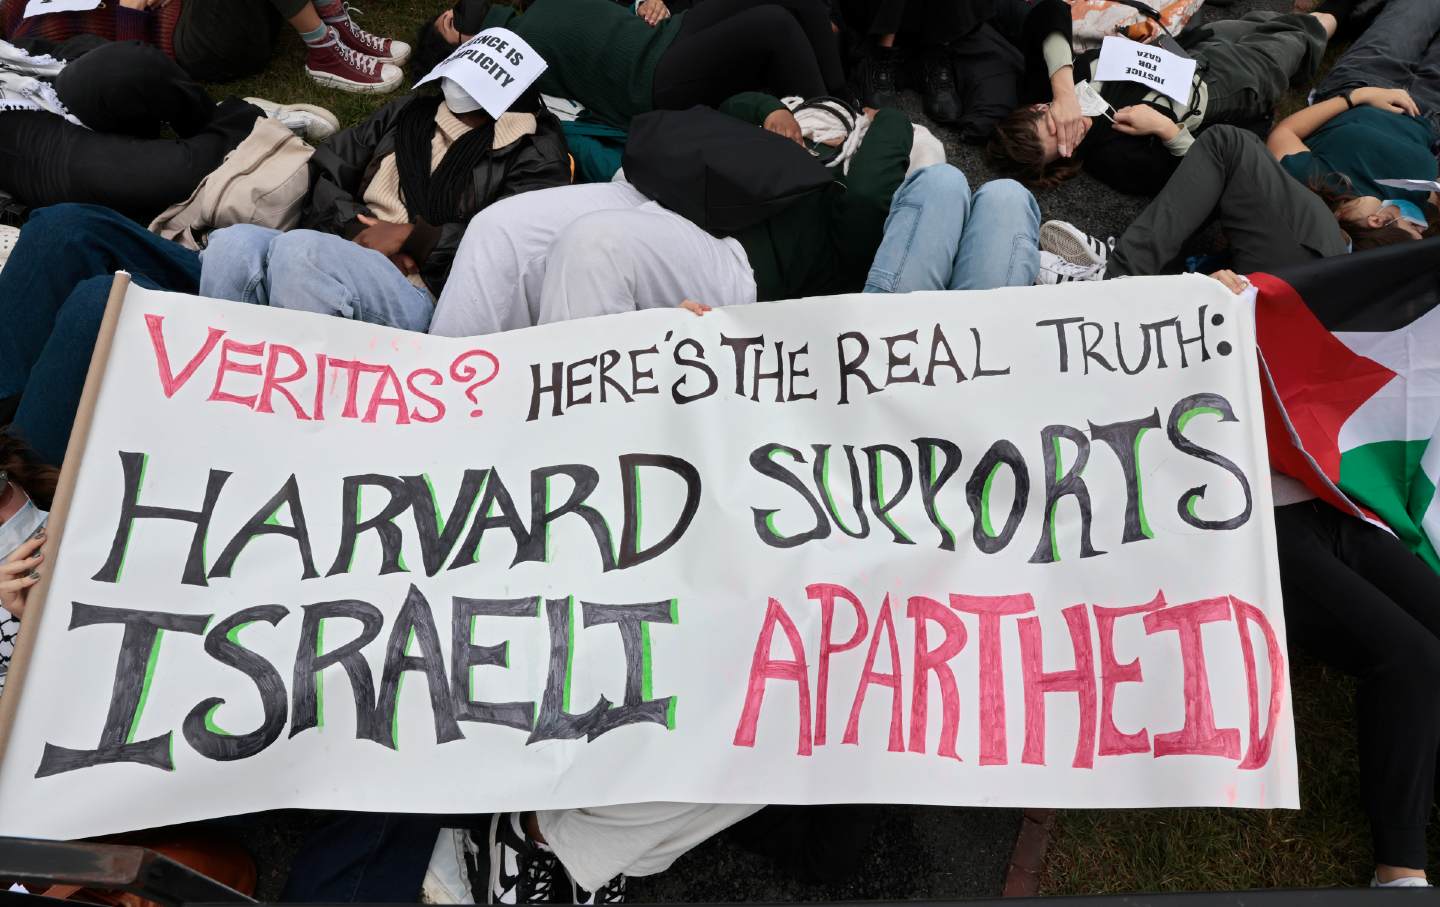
[1254,237,1440,567]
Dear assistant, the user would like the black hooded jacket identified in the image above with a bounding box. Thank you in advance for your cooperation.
[301,93,571,297]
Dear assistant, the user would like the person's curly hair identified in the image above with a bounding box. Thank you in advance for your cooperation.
[986,107,1082,191]
[0,433,58,511]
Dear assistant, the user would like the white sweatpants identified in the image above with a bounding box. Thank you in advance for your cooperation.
[430,183,758,338]
[537,802,764,892]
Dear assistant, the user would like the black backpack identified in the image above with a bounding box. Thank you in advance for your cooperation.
[622,105,834,236]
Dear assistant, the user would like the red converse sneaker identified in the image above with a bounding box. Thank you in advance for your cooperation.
[305,35,402,94]
[329,8,411,65]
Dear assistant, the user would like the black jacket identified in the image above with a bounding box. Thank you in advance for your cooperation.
[301,94,571,297]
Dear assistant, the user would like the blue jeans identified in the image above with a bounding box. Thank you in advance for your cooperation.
[280,813,459,902]
[0,204,201,464]
[200,225,435,332]
[863,164,1040,294]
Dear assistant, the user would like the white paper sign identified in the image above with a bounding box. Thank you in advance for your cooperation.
[1376,178,1440,194]
[23,0,102,18]
[416,27,545,119]
[0,277,1296,841]
[1094,35,1196,106]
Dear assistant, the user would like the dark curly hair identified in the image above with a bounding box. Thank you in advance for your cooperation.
[1,433,58,510]
[986,106,1083,191]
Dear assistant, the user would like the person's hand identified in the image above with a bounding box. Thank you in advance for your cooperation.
[354,215,415,259]
[680,299,711,316]
[390,252,419,276]
[0,532,43,620]
[1208,269,1250,295]
[1353,87,1419,117]
[638,0,670,26]
[1046,89,1087,158]
[1112,104,1180,141]
[763,109,803,145]
[119,0,171,9]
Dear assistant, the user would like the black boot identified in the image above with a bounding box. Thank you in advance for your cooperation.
[858,45,902,110]
[919,45,961,124]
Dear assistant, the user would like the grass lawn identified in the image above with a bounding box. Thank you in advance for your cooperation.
[1042,657,1440,893]
[209,0,453,127]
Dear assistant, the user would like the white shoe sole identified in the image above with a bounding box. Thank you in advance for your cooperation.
[1040,220,1106,269]
[306,65,402,95]
[244,98,340,141]
[486,813,503,906]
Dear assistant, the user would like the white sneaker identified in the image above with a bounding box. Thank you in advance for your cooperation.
[1040,219,1110,271]
[244,97,341,142]
[422,828,479,904]
[0,224,18,269]
[1372,875,1431,888]
[1036,250,1104,284]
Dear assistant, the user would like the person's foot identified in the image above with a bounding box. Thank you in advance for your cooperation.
[0,224,18,270]
[1372,875,1431,888]
[488,813,562,904]
[422,828,480,904]
[330,9,412,65]
[305,34,403,94]
[1035,250,1105,284]
[858,46,902,110]
[918,46,960,124]
[243,97,341,142]
[571,874,627,905]
[1039,219,1110,270]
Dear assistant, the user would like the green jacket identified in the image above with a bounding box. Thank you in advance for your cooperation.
[721,93,915,301]
[489,0,683,129]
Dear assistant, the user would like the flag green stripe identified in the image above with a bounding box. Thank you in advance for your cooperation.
[1339,439,1440,570]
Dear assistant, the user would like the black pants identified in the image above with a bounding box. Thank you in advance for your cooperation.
[0,42,260,225]
[1109,126,1348,276]
[838,0,994,44]
[173,0,301,83]
[1276,501,1440,869]
[652,0,847,109]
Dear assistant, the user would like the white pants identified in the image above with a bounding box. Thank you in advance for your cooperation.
[430,183,758,337]
[537,802,764,892]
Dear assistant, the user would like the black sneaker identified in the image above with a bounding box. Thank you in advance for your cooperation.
[571,874,627,905]
[858,46,902,109]
[487,813,562,904]
[918,46,961,124]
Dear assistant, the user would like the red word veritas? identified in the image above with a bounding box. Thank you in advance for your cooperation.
[733,585,1284,770]
[144,314,499,423]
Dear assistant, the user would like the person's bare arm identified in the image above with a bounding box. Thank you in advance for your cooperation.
[1267,88,1419,160]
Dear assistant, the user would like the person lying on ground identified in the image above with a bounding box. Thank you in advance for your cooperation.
[1269,85,1435,207]
[0,432,58,699]
[841,0,993,124]
[428,94,914,337]
[1030,125,1430,281]
[0,40,337,226]
[1210,256,1438,891]
[198,77,571,333]
[410,0,851,129]
[985,0,1348,195]
[1,0,408,92]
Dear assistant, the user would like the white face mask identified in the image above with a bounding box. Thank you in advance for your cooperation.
[0,491,47,564]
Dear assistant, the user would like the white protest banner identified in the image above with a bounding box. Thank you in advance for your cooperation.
[1094,35,1196,106]
[23,0,102,18]
[0,276,1295,841]
[416,27,545,119]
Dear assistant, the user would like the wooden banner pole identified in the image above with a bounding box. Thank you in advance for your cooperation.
[0,271,133,773]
